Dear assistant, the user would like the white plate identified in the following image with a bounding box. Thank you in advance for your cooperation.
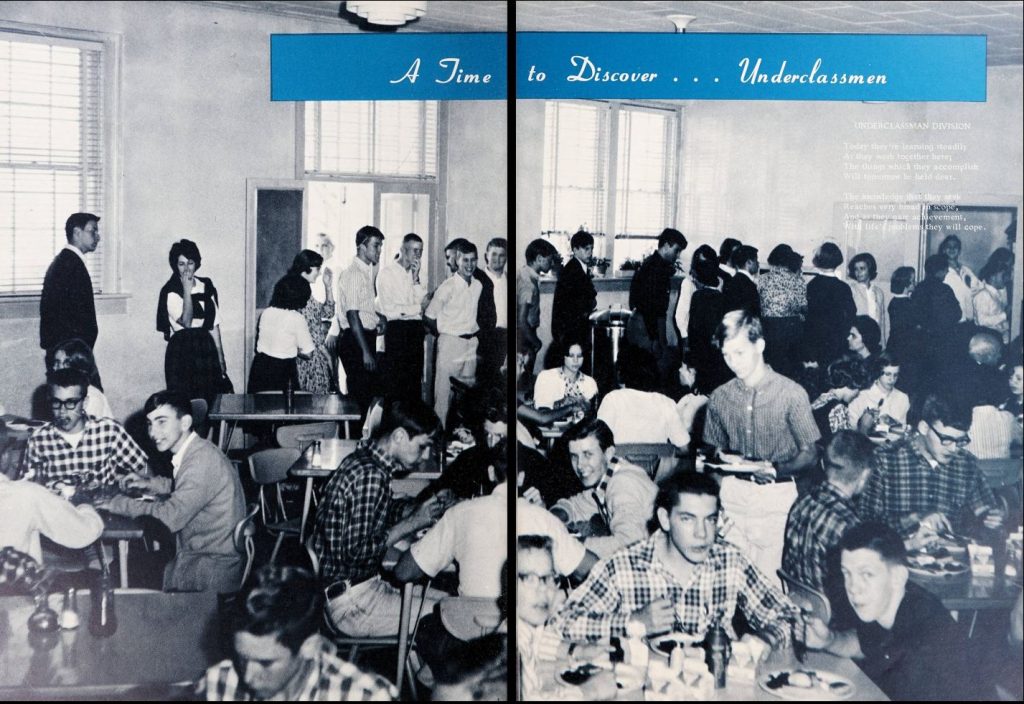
[759,669,855,700]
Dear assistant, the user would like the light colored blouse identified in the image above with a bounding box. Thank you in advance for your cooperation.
[850,281,888,345]
[533,368,598,410]
[973,283,1009,343]
[255,308,314,360]
[166,279,221,333]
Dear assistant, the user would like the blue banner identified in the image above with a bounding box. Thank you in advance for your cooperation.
[517,33,986,102]
[271,33,507,100]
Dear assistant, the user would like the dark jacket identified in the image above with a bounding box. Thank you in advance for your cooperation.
[804,275,856,366]
[629,254,675,340]
[722,271,761,316]
[39,248,97,350]
[473,268,496,334]
[552,257,597,344]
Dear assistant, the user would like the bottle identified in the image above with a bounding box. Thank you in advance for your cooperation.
[89,574,117,638]
[704,623,729,689]
[625,620,649,672]
[59,588,80,630]
[311,440,322,468]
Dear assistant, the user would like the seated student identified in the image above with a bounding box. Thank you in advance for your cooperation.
[199,565,397,701]
[555,473,802,647]
[431,632,508,702]
[47,338,113,419]
[98,391,246,593]
[517,535,616,701]
[858,393,1004,537]
[804,522,984,701]
[782,431,874,615]
[847,353,911,432]
[596,347,691,449]
[549,419,658,559]
[810,356,870,444]
[533,338,599,412]
[313,398,449,638]
[23,368,148,487]
[517,468,599,583]
[0,472,103,565]
[420,394,507,501]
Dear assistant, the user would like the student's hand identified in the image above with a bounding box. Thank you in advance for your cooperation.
[119,472,154,492]
[982,508,1005,530]
[434,489,456,512]
[572,643,615,668]
[634,599,675,637]
[579,669,617,700]
[325,334,338,354]
[412,495,443,527]
[904,528,938,552]
[801,616,834,651]
[362,350,377,371]
[920,512,951,535]
[521,486,544,507]
[179,269,194,291]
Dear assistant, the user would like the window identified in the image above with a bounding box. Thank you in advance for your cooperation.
[541,100,679,270]
[304,100,438,178]
[0,29,107,295]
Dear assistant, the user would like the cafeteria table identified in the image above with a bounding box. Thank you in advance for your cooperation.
[0,589,221,698]
[209,393,362,451]
[288,438,359,543]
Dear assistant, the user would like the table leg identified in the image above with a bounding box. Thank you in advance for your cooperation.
[118,540,129,589]
[299,478,314,544]
[396,581,414,689]
[218,420,229,452]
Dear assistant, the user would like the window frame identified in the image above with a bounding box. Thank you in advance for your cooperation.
[0,20,123,308]
[540,99,682,270]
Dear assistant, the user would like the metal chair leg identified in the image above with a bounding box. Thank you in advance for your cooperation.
[269,533,286,565]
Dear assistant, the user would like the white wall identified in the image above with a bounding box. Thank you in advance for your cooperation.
[0,2,505,420]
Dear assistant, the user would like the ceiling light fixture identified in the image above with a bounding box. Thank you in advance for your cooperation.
[667,14,697,33]
[345,1,427,27]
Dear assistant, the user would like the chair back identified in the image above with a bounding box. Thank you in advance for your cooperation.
[616,443,677,480]
[777,568,832,625]
[276,422,339,449]
[190,398,209,439]
[233,503,260,588]
[248,448,302,486]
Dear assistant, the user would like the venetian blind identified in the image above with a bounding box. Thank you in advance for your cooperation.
[0,32,105,294]
[304,100,438,178]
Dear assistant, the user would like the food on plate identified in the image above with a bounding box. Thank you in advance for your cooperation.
[559,663,602,686]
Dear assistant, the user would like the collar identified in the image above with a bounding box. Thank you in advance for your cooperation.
[720,264,736,276]
[62,243,88,265]
[909,434,941,470]
[823,479,856,501]
[363,439,405,477]
[171,432,198,474]
[817,269,838,278]
[737,269,757,282]
[736,364,775,392]
[352,256,373,274]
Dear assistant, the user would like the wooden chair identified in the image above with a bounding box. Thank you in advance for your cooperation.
[777,568,832,626]
[247,448,303,564]
[232,503,260,588]
[615,442,679,480]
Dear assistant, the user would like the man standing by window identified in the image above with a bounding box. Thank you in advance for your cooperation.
[40,213,101,370]
[628,228,687,388]
[551,230,597,373]
[478,237,508,384]
[335,226,385,417]
[376,233,428,403]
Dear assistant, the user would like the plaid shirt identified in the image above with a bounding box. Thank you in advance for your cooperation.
[22,416,148,487]
[199,635,396,701]
[858,436,997,532]
[553,535,800,648]
[312,441,409,585]
[782,482,861,592]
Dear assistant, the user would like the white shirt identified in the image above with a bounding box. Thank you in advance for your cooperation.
[375,259,427,321]
[847,382,911,427]
[943,264,980,322]
[674,275,696,341]
[597,388,690,447]
[85,385,114,420]
[515,498,587,576]
[967,405,1017,460]
[170,431,199,479]
[410,483,507,598]
[255,307,314,360]
[334,256,378,334]
[166,279,221,332]
[484,267,508,329]
[973,283,1009,342]
[0,475,104,564]
[533,368,598,410]
[425,274,482,336]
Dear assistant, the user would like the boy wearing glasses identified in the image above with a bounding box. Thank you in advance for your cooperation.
[859,394,1004,537]
[22,368,147,487]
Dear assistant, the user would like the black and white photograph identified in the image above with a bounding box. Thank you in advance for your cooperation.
[0,1,508,700]
[514,1,1022,701]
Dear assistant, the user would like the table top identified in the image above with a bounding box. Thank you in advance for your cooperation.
[209,393,361,422]
[289,439,360,478]
[0,590,221,694]
[910,570,1022,611]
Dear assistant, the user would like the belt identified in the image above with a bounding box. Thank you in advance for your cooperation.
[324,575,373,600]
[458,332,477,340]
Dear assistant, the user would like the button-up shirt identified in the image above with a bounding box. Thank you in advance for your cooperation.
[782,482,861,592]
[312,441,410,585]
[425,274,482,336]
[483,267,507,329]
[200,635,397,701]
[375,259,427,321]
[554,536,799,647]
[704,367,820,464]
[23,415,149,487]
[943,264,980,322]
[336,256,379,332]
[858,436,997,532]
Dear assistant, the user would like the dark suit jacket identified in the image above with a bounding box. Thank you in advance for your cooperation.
[551,257,597,344]
[473,268,497,334]
[722,272,761,316]
[39,248,97,350]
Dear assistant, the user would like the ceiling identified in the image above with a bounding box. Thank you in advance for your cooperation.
[193,1,509,32]
[515,1,1023,66]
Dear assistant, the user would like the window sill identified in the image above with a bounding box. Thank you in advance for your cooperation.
[539,274,683,293]
[0,294,131,321]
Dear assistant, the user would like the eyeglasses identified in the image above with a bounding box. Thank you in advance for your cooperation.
[517,572,558,588]
[49,398,84,411]
[928,423,970,448]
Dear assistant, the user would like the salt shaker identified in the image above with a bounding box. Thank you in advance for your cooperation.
[311,440,322,468]
[59,587,80,630]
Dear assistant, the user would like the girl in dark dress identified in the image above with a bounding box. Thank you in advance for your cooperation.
[804,242,857,368]
[686,257,733,394]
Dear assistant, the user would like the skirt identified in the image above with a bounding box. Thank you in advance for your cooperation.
[165,328,230,404]
[247,352,298,394]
